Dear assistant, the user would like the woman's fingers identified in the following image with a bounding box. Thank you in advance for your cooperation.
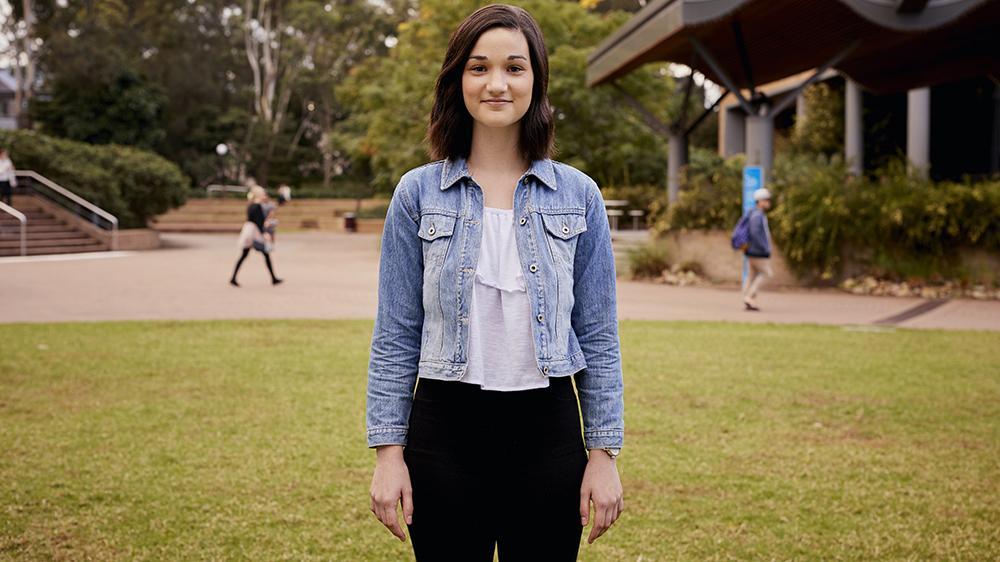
[579,488,591,526]
[401,485,414,526]
[586,495,624,543]
[587,499,606,543]
[376,496,405,541]
[383,502,406,541]
[370,488,406,541]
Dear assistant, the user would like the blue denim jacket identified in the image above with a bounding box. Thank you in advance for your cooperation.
[366,155,624,451]
[745,207,772,258]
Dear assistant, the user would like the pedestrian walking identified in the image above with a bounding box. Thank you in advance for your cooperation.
[0,148,17,207]
[277,183,292,206]
[230,185,282,287]
[742,187,773,311]
[366,5,625,561]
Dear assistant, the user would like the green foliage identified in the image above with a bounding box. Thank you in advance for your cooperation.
[790,82,844,156]
[28,0,405,189]
[768,152,853,280]
[650,148,744,234]
[627,243,670,279]
[0,130,190,228]
[31,68,168,151]
[662,150,1000,282]
[337,0,681,194]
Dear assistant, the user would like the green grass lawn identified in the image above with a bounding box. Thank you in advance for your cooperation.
[1,320,998,561]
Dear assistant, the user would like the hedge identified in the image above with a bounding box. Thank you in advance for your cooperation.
[0,129,190,228]
[654,149,1000,283]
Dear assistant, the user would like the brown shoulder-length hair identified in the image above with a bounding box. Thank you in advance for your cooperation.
[425,3,555,163]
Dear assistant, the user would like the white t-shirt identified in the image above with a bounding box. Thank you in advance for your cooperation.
[458,206,550,391]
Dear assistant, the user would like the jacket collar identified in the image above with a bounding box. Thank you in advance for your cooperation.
[440,154,557,191]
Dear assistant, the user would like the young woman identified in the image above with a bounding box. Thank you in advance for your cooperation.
[366,4,624,560]
[230,185,282,287]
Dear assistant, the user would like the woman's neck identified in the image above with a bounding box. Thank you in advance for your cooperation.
[467,122,527,176]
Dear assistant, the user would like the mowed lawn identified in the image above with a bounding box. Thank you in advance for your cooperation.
[1,320,998,561]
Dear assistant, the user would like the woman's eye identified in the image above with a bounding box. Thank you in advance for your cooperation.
[469,65,525,72]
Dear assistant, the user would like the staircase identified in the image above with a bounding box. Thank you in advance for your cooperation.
[150,198,389,233]
[0,197,107,256]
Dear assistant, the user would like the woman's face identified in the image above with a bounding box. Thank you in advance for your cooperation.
[462,27,533,131]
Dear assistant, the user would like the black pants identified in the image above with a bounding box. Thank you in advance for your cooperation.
[403,375,588,562]
[231,247,277,281]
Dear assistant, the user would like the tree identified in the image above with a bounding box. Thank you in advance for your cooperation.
[1,0,40,128]
[337,0,691,192]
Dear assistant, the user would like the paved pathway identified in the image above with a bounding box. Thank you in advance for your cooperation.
[1,232,997,331]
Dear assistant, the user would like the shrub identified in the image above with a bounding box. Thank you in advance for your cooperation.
[660,149,1000,283]
[627,243,670,280]
[651,148,744,235]
[0,129,190,228]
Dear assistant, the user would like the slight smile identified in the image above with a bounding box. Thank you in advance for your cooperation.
[483,99,511,106]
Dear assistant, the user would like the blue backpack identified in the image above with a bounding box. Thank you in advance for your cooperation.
[730,212,751,251]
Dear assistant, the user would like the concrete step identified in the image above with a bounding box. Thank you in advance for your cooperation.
[0,216,66,226]
[0,229,89,240]
[0,242,107,256]
[0,235,103,248]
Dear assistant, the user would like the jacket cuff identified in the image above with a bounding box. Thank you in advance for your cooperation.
[367,428,408,448]
[583,430,623,450]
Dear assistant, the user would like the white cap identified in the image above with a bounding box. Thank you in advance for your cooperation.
[753,187,772,201]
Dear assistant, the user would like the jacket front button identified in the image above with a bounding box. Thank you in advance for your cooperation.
[529,263,538,272]
[519,217,526,226]
[536,313,544,323]
[542,366,550,374]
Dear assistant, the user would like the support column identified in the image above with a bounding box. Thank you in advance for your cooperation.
[845,79,864,176]
[991,80,1000,175]
[907,87,931,174]
[796,94,807,126]
[746,108,773,181]
[667,131,688,204]
[722,107,746,156]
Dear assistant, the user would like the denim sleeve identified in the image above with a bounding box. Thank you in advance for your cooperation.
[748,210,771,256]
[366,177,423,448]
[570,179,625,450]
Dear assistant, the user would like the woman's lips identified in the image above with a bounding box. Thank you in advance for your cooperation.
[483,100,511,106]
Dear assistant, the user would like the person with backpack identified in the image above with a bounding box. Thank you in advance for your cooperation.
[735,187,773,311]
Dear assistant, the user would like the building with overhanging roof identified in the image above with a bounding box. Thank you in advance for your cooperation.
[586,0,1000,197]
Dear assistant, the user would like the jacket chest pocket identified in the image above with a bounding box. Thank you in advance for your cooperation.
[539,211,587,270]
[417,212,458,268]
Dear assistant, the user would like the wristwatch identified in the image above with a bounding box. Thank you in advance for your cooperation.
[597,447,620,460]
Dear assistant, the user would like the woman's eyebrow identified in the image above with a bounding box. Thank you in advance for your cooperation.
[467,55,528,61]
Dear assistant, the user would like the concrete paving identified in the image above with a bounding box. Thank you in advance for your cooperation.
[0,231,997,331]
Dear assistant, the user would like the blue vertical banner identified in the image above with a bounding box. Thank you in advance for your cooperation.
[741,166,763,286]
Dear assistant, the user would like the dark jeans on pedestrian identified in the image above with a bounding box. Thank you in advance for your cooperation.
[403,374,588,562]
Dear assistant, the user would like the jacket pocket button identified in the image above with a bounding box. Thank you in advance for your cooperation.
[561,225,569,234]
[428,226,436,236]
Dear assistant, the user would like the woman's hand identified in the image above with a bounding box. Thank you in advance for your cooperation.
[370,445,413,542]
[579,449,624,544]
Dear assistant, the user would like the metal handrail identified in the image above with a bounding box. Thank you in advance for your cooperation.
[14,170,119,251]
[0,200,27,256]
